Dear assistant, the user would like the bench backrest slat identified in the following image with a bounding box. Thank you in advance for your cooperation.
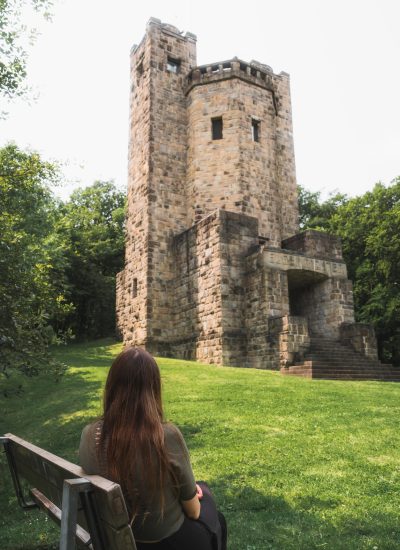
[3,434,137,550]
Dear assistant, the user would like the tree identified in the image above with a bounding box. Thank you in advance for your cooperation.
[0,145,126,394]
[329,181,400,365]
[0,143,66,394]
[298,186,348,230]
[0,0,53,105]
[55,182,126,340]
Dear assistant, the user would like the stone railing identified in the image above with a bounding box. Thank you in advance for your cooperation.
[282,230,344,261]
[340,323,379,360]
[270,315,310,368]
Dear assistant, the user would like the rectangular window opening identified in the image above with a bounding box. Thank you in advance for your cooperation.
[166,57,180,73]
[252,118,260,142]
[212,117,223,140]
[136,61,144,80]
[132,278,138,298]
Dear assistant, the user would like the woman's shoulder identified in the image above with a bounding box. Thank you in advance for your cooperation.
[163,421,182,437]
[79,419,104,474]
[163,422,189,453]
[81,419,103,442]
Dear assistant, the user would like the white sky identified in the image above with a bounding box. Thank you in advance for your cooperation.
[1,0,399,201]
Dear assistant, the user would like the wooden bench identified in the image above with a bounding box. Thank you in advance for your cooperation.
[1,433,137,550]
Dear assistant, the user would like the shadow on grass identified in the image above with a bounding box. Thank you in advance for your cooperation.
[0,367,105,550]
[51,337,121,370]
[206,475,399,550]
[176,423,208,452]
[1,369,103,459]
[3,433,399,549]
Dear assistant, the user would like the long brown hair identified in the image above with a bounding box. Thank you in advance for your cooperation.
[100,347,173,516]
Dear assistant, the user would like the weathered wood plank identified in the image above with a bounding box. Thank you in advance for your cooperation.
[4,433,137,550]
[30,488,92,549]
[5,434,131,529]
[100,522,137,550]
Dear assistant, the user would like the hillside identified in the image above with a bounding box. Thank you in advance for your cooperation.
[1,339,400,549]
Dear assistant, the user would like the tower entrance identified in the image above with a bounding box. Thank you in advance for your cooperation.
[287,269,328,335]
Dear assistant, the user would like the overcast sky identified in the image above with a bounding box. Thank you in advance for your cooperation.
[1,0,399,200]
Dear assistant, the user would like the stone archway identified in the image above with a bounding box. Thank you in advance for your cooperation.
[287,269,329,334]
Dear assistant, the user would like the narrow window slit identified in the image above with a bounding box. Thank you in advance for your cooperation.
[132,278,138,298]
[212,117,223,140]
[252,118,260,142]
[136,62,144,80]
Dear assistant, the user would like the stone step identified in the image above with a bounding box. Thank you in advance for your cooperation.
[280,368,311,377]
[309,343,370,353]
[291,364,400,372]
[301,359,383,367]
[283,337,400,381]
[305,350,377,359]
[296,361,394,370]
[296,359,390,367]
[307,377,400,382]
[283,366,400,377]
[307,347,377,361]
[311,369,400,376]
[293,370,400,378]
[282,369,400,381]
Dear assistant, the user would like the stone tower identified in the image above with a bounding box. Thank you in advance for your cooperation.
[117,18,390,379]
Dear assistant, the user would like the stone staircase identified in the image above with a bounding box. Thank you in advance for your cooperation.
[281,337,400,381]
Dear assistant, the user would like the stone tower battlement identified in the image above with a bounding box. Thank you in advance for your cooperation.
[116,19,378,372]
[186,58,280,97]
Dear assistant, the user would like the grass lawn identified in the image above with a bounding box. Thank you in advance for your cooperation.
[1,338,400,549]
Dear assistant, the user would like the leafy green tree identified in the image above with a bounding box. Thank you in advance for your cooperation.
[0,143,66,393]
[0,0,53,106]
[329,181,400,365]
[56,182,126,340]
[0,145,126,393]
[298,186,348,230]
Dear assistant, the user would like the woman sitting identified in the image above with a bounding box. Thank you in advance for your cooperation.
[79,347,227,550]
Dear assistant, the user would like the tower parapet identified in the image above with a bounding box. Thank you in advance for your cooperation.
[187,58,277,99]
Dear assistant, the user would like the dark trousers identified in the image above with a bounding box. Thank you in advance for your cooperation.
[136,483,227,550]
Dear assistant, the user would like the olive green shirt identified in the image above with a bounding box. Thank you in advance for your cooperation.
[79,421,197,542]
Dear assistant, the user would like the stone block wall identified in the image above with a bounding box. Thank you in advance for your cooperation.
[116,30,153,346]
[244,250,290,369]
[144,21,196,343]
[186,60,298,246]
[290,277,355,339]
[171,212,224,362]
[272,72,298,241]
[270,315,310,368]
[217,211,258,366]
[118,19,198,350]
[282,230,343,261]
[170,210,259,365]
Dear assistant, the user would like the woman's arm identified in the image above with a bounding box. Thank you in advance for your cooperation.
[181,494,201,520]
[181,483,203,520]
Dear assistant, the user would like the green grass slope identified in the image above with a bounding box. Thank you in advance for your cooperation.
[1,339,400,549]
